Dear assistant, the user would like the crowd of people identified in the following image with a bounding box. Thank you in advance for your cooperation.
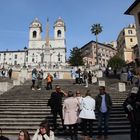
[2,82,140,140]
[0,67,13,79]
[47,85,112,140]
[71,68,95,88]
[0,85,113,140]
[30,83,139,140]
[1,67,140,140]
[31,68,53,91]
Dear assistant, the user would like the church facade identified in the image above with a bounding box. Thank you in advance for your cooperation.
[0,17,66,68]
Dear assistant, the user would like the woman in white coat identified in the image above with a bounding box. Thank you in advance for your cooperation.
[79,90,96,140]
[32,121,54,140]
[63,91,80,140]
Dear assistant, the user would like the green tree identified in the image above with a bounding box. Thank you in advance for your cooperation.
[108,55,126,70]
[68,47,84,66]
[91,24,103,65]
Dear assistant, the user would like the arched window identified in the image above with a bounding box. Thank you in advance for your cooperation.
[33,31,37,38]
[57,30,61,37]
[130,38,133,42]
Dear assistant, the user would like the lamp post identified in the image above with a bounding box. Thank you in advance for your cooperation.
[24,47,27,68]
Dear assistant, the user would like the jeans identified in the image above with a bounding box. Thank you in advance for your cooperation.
[97,111,110,136]
[31,80,36,88]
[51,108,64,130]
[46,82,52,90]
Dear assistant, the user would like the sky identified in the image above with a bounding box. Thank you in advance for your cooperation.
[0,0,135,57]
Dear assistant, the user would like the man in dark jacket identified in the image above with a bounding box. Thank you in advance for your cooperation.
[0,128,9,140]
[123,87,140,140]
[49,85,67,130]
[95,86,112,140]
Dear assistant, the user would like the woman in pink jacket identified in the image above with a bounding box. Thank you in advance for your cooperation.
[63,91,80,140]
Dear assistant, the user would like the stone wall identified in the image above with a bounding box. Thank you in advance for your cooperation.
[12,68,72,80]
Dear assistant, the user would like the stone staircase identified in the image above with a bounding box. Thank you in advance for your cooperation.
[0,78,131,138]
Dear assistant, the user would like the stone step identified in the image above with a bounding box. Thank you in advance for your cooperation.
[0,101,125,105]
[0,106,125,111]
[0,108,50,111]
[0,79,131,137]
[0,112,127,118]
[0,104,48,106]
[0,105,125,110]
[1,129,130,136]
[0,110,126,116]
[0,120,130,125]
[0,115,128,121]
[1,125,130,135]
[0,117,129,123]
[0,124,130,130]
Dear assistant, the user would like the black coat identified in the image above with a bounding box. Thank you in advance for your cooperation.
[0,136,9,140]
[123,94,140,125]
[49,91,64,110]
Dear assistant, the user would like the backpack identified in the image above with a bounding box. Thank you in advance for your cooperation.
[38,72,43,79]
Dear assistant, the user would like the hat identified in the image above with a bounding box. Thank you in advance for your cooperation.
[131,87,139,94]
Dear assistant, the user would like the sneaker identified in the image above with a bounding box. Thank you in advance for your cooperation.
[32,88,35,90]
[37,88,41,90]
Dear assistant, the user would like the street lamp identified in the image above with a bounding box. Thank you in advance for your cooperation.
[24,47,27,68]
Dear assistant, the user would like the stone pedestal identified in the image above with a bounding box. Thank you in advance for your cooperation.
[98,80,105,86]
[118,82,126,92]
[0,82,13,92]
[13,80,21,86]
